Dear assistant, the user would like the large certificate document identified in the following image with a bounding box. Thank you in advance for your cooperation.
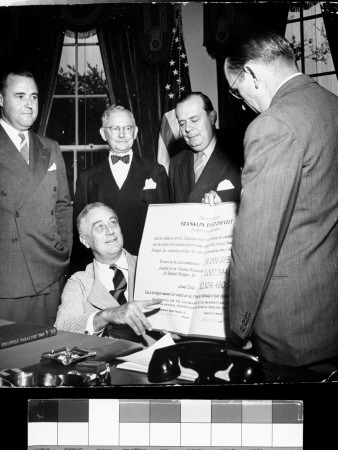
[134,202,238,339]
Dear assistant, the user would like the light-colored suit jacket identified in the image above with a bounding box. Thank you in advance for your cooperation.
[55,250,137,333]
[0,126,72,297]
[229,74,338,366]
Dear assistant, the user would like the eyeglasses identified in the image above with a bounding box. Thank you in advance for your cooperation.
[228,69,244,100]
[102,126,134,135]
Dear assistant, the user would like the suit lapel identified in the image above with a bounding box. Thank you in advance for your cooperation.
[87,252,136,310]
[16,132,51,210]
[125,250,136,302]
[88,262,120,310]
[0,126,30,187]
[114,155,144,209]
[99,157,120,197]
[188,144,227,202]
[178,150,195,201]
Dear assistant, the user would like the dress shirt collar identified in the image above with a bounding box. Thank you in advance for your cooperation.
[194,134,217,162]
[0,119,29,149]
[272,72,303,99]
[94,249,129,273]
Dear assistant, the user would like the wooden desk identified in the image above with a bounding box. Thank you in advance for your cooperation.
[0,326,183,385]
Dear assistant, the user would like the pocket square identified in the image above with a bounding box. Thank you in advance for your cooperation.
[143,178,157,190]
[48,163,57,172]
[217,179,234,191]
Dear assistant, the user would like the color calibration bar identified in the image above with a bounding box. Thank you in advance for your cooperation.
[28,399,303,450]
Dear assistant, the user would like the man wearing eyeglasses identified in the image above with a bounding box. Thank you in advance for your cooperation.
[72,105,169,270]
[169,91,242,204]
[204,30,338,378]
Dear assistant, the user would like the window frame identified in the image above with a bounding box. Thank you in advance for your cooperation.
[286,4,337,80]
[53,31,109,196]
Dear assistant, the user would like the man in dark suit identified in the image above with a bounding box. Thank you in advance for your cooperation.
[169,92,242,203]
[72,105,169,269]
[0,69,72,326]
[55,202,161,345]
[205,31,338,377]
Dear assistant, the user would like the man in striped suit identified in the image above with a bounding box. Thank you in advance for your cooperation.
[55,202,161,344]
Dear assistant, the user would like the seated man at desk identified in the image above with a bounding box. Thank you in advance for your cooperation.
[55,202,161,345]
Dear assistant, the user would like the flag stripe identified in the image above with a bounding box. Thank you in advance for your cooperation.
[158,109,180,172]
[157,5,191,173]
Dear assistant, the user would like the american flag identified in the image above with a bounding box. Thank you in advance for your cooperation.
[157,5,191,173]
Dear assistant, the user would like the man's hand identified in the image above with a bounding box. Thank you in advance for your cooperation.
[202,190,222,206]
[95,299,162,336]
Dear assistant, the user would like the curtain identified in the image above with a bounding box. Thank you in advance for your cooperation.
[97,4,171,160]
[1,3,171,160]
[2,6,64,135]
[321,2,338,79]
[203,2,290,167]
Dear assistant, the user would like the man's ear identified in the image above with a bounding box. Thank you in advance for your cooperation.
[244,65,259,89]
[210,110,217,126]
[133,125,138,139]
[79,234,90,249]
[0,93,3,108]
[99,127,107,142]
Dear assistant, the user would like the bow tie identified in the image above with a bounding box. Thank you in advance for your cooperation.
[111,154,130,165]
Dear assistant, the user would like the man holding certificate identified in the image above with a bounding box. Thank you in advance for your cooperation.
[169,92,242,203]
[55,202,161,345]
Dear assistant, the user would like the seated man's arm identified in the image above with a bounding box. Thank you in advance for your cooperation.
[54,274,97,333]
[93,300,162,337]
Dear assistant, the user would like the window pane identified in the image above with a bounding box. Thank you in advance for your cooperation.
[312,74,338,96]
[303,3,322,17]
[56,46,76,95]
[285,23,302,66]
[303,17,335,74]
[64,35,75,44]
[78,97,109,145]
[288,9,300,21]
[78,45,107,94]
[78,34,98,44]
[46,98,75,145]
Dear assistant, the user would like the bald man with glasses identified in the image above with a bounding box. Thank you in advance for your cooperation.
[72,106,169,270]
[204,30,338,379]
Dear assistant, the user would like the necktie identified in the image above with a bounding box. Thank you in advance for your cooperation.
[109,265,127,305]
[194,151,205,182]
[19,133,29,164]
[111,154,130,165]
[103,264,142,342]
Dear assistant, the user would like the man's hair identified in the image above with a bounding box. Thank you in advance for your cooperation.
[176,92,215,114]
[77,202,117,234]
[225,30,296,73]
[0,70,35,96]
[101,105,135,127]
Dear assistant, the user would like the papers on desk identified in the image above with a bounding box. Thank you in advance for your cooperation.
[115,333,198,382]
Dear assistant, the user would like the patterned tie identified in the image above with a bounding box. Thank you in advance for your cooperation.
[111,154,130,165]
[194,151,205,182]
[109,265,127,305]
[19,133,29,164]
[103,264,142,342]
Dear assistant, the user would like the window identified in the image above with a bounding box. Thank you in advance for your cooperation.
[46,32,110,199]
[285,2,337,95]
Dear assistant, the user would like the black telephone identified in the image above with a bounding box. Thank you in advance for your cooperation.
[147,340,264,384]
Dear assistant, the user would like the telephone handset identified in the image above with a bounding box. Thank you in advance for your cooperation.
[147,340,264,384]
